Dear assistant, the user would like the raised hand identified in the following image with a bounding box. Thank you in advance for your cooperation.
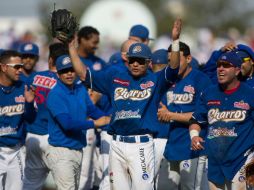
[172,18,182,41]
[24,85,35,103]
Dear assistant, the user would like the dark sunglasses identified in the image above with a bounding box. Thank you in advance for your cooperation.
[58,67,74,74]
[6,63,24,70]
[129,57,149,65]
[217,61,235,68]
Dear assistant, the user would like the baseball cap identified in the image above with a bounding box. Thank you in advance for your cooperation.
[218,51,242,68]
[152,49,168,65]
[108,52,122,65]
[128,43,152,59]
[19,43,39,56]
[236,44,254,62]
[129,25,153,40]
[56,54,73,72]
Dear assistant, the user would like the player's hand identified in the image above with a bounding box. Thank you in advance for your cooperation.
[157,102,172,122]
[24,85,35,103]
[94,116,111,128]
[221,41,237,52]
[171,18,182,41]
[191,136,205,151]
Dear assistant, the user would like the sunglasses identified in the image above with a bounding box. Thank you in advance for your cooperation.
[129,58,149,65]
[217,61,235,68]
[58,67,74,74]
[6,63,24,70]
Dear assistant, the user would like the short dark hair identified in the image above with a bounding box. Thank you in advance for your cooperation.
[77,26,99,43]
[0,50,21,64]
[168,41,191,56]
[48,43,69,66]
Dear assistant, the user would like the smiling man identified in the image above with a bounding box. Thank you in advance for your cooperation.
[189,51,254,190]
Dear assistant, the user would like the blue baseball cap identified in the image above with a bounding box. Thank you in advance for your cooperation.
[236,44,254,61]
[19,43,39,56]
[129,25,153,40]
[56,54,73,72]
[152,49,168,65]
[128,43,152,59]
[218,51,242,68]
[108,52,122,65]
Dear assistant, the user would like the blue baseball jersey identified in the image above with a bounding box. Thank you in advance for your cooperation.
[47,80,103,150]
[84,65,179,136]
[0,81,35,147]
[25,70,58,135]
[192,83,254,184]
[163,69,212,160]
[80,54,108,72]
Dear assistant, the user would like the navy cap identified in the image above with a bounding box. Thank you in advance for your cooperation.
[218,51,242,68]
[129,25,153,40]
[19,43,39,56]
[236,44,254,61]
[152,49,168,65]
[56,54,73,72]
[128,43,152,59]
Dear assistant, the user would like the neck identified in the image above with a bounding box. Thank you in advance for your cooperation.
[23,69,33,76]
[78,47,88,58]
[180,66,192,79]
[220,79,240,91]
[0,74,14,87]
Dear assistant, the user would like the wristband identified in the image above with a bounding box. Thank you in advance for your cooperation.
[190,129,199,140]
[172,39,180,52]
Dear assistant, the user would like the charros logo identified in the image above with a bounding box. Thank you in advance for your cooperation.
[208,108,246,124]
[166,91,194,105]
[24,44,33,51]
[62,57,71,65]
[132,45,142,53]
[114,87,151,101]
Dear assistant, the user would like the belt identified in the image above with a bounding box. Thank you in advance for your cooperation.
[113,134,150,143]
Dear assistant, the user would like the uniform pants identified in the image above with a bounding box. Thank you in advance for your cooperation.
[0,145,25,190]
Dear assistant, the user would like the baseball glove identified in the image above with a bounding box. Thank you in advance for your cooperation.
[245,160,254,187]
[51,9,78,43]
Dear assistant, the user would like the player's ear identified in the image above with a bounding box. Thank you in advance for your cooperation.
[186,55,192,64]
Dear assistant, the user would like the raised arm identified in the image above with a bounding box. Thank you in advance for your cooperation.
[68,38,87,81]
[170,18,182,69]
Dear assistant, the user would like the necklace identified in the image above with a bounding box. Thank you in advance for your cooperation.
[0,85,15,94]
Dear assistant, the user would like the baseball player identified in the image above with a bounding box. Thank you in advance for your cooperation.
[129,24,153,45]
[46,54,110,190]
[0,50,35,190]
[69,18,182,190]
[77,26,109,190]
[19,42,39,82]
[22,43,68,190]
[157,42,212,190]
[150,49,171,189]
[190,51,254,190]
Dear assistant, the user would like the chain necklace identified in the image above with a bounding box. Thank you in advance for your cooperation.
[0,85,15,94]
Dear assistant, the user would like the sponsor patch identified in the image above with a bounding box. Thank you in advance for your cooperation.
[208,100,221,105]
[33,75,57,89]
[140,81,154,89]
[183,161,190,169]
[234,101,250,110]
[142,173,149,180]
[15,95,25,103]
[92,62,102,71]
[238,176,245,182]
[113,78,130,86]
[183,85,195,94]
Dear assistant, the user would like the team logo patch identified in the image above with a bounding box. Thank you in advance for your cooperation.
[207,100,221,105]
[62,57,71,65]
[92,62,102,71]
[132,45,142,53]
[183,85,195,94]
[140,81,154,89]
[183,161,190,169]
[234,101,250,110]
[238,176,245,182]
[109,172,114,183]
[113,78,130,86]
[142,173,149,180]
[15,95,25,103]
